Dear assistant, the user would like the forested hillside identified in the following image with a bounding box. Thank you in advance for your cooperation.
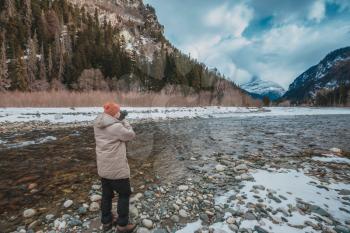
[0,0,256,106]
[283,47,350,106]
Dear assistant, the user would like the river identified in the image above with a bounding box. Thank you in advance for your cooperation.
[0,113,349,232]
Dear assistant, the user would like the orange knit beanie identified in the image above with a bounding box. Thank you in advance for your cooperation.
[103,102,120,116]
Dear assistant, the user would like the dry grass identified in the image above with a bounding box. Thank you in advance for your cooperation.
[0,90,261,107]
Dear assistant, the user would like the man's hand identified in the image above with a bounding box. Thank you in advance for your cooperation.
[119,110,128,121]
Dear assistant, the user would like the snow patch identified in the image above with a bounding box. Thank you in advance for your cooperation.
[176,168,350,233]
[312,156,350,164]
[0,107,349,123]
[175,219,202,233]
[4,136,57,149]
[216,169,350,224]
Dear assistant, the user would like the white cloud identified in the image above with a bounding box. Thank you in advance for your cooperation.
[308,0,326,22]
[179,35,252,84]
[235,23,350,88]
[146,0,350,89]
[180,22,350,89]
[259,24,318,53]
[205,3,254,37]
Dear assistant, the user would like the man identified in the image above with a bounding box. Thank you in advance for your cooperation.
[93,102,137,233]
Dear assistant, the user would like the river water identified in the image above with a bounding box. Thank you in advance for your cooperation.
[0,114,349,232]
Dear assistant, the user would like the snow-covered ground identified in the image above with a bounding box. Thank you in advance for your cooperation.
[0,136,57,149]
[0,107,350,123]
[312,155,350,164]
[176,168,350,233]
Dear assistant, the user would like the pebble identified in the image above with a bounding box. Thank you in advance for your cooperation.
[205,210,214,216]
[178,185,189,191]
[45,214,55,221]
[54,219,66,230]
[171,215,180,223]
[241,174,253,180]
[89,202,100,212]
[153,229,167,233]
[130,193,143,203]
[28,220,39,229]
[130,205,139,217]
[23,209,36,218]
[28,183,37,190]
[142,219,153,229]
[215,164,226,172]
[330,148,342,154]
[63,199,73,208]
[310,204,330,217]
[91,184,101,190]
[339,189,350,195]
[173,203,180,210]
[254,225,270,233]
[226,217,236,224]
[229,224,239,231]
[68,218,82,227]
[244,212,256,220]
[200,213,209,223]
[90,194,102,202]
[235,164,248,171]
[253,185,265,190]
[334,225,350,233]
[77,206,87,214]
[137,227,151,233]
[179,209,189,218]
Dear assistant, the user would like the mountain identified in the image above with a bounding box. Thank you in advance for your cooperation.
[283,47,350,105]
[0,0,257,106]
[241,77,286,101]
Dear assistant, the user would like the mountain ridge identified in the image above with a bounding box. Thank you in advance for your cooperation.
[241,77,286,101]
[0,0,258,106]
[283,46,350,105]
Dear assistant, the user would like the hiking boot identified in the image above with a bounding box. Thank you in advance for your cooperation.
[102,222,113,232]
[102,214,118,232]
[116,223,137,233]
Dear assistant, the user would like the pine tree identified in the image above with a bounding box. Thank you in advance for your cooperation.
[13,48,28,91]
[25,0,32,37]
[263,96,271,106]
[48,46,53,79]
[39,10,49,44]
[4,0,16,19]
[58,40,65,82]
[0,35,10,91]
[26,34,39,91]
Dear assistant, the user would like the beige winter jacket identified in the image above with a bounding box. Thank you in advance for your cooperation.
[93,113,136,180]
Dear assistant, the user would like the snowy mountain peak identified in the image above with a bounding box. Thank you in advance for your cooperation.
[283,46,350,105]
[241,77,286,100]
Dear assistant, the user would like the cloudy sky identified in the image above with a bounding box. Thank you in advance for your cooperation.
[143,0,350,89]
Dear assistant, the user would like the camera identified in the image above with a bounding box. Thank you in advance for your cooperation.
[119,110,128,121]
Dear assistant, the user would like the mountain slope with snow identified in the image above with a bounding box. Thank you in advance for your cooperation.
[283,47,350,105]
[241,77,286,100]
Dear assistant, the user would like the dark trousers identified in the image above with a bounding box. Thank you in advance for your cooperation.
[101,178,132,226]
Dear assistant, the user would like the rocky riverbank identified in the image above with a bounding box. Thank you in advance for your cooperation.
[14,147,350,233]
[1,114,350,233]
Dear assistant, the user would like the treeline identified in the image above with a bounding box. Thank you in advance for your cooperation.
[315,84,350,106]
[0,0,239,95]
